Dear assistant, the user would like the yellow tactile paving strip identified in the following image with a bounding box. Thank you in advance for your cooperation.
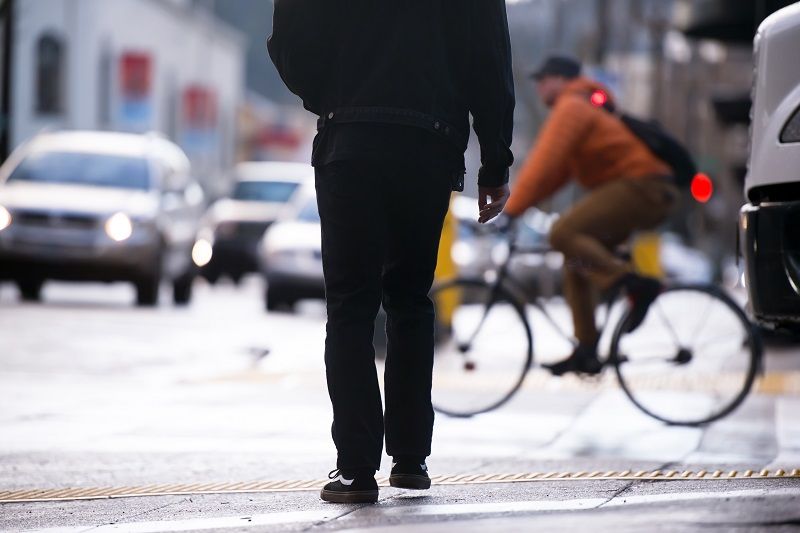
[755,372,800,395]
[1,469,798,504]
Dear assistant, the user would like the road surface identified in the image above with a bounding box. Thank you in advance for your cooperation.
[0,278,798,532]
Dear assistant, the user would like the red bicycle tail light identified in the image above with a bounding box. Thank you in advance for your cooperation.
[691,173,713,203]
[590,90,608,107]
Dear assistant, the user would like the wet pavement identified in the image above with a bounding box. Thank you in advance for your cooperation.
[1,278,799,532]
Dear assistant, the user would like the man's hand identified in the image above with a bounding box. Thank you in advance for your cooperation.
[478,184,510,224]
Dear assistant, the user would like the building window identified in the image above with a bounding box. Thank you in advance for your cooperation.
[36,34,65,115]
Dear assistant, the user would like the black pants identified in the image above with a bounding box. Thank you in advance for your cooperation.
[315,159,453,472]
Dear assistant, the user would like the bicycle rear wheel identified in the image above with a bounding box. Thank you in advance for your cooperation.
[610,284,761,426]
[430,278,533,417]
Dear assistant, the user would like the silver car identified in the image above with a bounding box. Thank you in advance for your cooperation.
[198,162,311,284]
[258,185,323,311]
[0,131,204,306]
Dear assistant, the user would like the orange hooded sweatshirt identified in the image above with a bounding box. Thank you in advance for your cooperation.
[504,77,670,217]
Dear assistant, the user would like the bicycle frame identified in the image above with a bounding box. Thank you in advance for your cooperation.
[483,232,627,363]
[433,226,762,424]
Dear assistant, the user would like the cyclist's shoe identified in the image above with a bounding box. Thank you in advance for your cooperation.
[623,274,663,333]
[390,457,431,490]
[320,469,379,504]
[543,344,602,377]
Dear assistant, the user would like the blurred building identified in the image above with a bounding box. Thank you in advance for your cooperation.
[664,0,796,264]
[9,0,245,196]
[505,0,792,274]
[505,0,679,209]
[205,0,316,164]
[202,0,295,106]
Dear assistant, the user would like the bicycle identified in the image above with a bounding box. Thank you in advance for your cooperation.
[430,225,762,426]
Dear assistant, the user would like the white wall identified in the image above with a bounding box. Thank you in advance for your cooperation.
[11,0,244,189]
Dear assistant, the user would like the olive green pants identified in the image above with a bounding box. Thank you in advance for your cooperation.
[549,177,679,345]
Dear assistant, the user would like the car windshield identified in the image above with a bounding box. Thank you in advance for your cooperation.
[7,151,151,190]
[297,198,320,224]
[232,180,299,203]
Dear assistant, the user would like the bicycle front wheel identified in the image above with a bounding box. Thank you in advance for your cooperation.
[610,284,761,426]
[430,278,533,418]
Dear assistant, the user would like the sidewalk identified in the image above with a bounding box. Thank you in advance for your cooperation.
[1,282,799,532]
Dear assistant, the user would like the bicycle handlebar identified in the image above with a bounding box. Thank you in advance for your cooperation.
[476,218,553,256]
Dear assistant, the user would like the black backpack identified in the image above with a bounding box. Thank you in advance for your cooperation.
[589,91,698,187]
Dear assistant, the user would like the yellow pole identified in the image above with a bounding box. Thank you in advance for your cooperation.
[631,232,664,278]
[434,195,459,328]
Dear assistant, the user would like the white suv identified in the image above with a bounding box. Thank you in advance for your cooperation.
[0,131,204,306]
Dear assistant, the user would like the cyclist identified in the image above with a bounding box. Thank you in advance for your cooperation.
[503,55,680,376]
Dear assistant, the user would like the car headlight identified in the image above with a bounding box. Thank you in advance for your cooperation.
[104,212,133,242]
[0,205,11,232]
[192,238,213,267]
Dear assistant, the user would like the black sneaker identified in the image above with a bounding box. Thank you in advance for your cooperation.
[542,343,603,377]
[389,458,431,490]
[320,469,379,504]
[623,274,663,333]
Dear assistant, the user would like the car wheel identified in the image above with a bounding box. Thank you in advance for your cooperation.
[202,264,220,285]
[265,287,282,311]
[135,275,160,307]
[17,278,44,302]
[266,285,292,312]
[173,274,194,306]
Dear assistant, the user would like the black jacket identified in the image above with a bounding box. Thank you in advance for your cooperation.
[268,0,515,187]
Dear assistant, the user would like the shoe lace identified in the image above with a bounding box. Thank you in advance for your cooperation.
[328,469,341,479]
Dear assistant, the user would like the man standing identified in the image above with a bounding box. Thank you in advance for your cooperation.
[269,0,514,503]
[504,55,679,376]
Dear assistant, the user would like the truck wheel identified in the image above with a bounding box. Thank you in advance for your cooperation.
[17,278,44,302]
[202,265,220,285]
[173,274,194,306]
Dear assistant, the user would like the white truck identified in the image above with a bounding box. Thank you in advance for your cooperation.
[740,3,800,333]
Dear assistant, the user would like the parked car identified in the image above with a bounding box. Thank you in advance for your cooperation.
[198,162,311,283]
[739,3,800,335]
[0,131,204,306]
[258,185,323,311]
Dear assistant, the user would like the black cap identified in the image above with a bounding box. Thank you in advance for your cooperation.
[530,55,581,81]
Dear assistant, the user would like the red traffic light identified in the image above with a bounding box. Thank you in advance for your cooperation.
[691,173,713,203]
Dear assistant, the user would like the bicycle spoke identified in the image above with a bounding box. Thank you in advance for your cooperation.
[695,331,747,351]
[689,293,717,345]
[653,300,683,348]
